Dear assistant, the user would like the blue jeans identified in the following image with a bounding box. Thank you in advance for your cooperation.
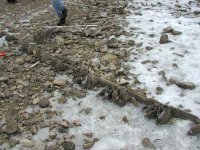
[52,0,65,18]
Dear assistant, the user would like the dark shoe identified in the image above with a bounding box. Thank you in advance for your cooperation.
[57,8,68,26]
[7,0,17,3]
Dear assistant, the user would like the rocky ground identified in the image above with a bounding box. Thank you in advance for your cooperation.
[0,0,200,150]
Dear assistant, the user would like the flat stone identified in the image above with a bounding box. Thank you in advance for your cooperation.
[8,137,19,147]
[15,57,25,65]
[58,97,67,104]
[5,118,18,134]
[53,79,67,86]
[70,89,86,98]
[46,144,58,150]
[0,77,9,83]
[101,54,118,63]
[32,98,40,105]
[146,46,153,50]
[32,141,46,150]
[54,36,65,46]
[83,141,95,149]
[169,78,196,90]
[172,30,182,35]
[16,79,29,87]
[118,78,129,86]
[142,138,156,149]
[20,139,34,147]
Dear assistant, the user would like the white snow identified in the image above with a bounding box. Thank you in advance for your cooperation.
[8,0,200,149]
[50,90,199,150]
[0,36,7,48]
[125,0,200,117]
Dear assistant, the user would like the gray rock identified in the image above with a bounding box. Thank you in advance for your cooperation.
[83,141,95,149]
[54,36,65,46]
[70,89,86,98]
[58,97,67,104]
[5,34,17,42]
[156,87,163,95]
[188,124,200,136]
[128,40,135,46]
[15,57,25,65]
[142,138,156,149]
[114,50,126,58]
[32,141,46,150]
[172,30,182,35]
[0,92,6,99]
[107,38,120,48]
[49,132,57,139]
[146,46,153,50]
[20,139,34,147]
[193,10,200,15]
[5,119,18,134]
[0,77,9,83]
[46,144,58,150]
[0,31,5,38]
[32,98,40,105]
[38,97,50,108]
[62,141,75,150]
[169,78,196,90]
[163,26,174,33]
[53,78,67,86]
[101,54,117,63]
[118,78,129,86]
[159,34,169,44]
[8,137,19,147]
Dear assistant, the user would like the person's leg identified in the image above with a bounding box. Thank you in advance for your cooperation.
[52,0,68,26]
[51,0,65,18]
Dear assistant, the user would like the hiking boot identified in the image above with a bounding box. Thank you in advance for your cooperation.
[57,8,68,26]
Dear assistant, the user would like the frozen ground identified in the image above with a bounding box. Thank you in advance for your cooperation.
[20,75,199,150]
[2,0,200,149]
[125,0,200,117]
